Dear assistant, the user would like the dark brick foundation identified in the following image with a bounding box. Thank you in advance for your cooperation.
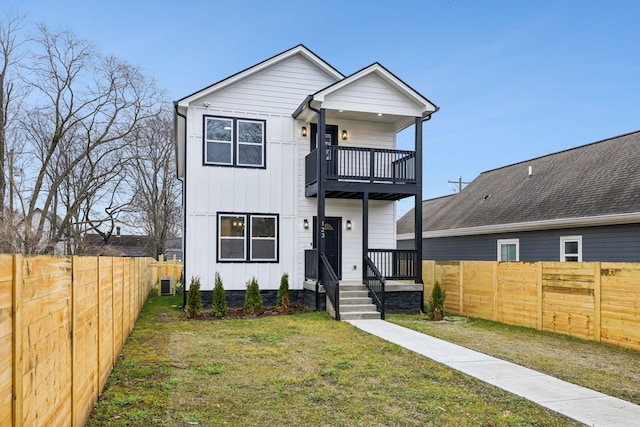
[383,291,423,314]
[200,290,307,309]
[197,289,421,314]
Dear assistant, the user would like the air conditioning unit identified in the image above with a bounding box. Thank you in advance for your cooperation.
[159,276,175,296]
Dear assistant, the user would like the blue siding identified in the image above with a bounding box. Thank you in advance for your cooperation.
[400,224,640,262]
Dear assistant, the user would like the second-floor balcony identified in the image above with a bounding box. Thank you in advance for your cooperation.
[305,146,417,200]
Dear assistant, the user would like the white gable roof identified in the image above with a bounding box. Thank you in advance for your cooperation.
[293,63,438,130]
[176,44,344,107]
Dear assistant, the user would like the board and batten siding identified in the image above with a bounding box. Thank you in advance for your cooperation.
[183,54,340,291]
[400,223,640,262]
[185,109,297,291]
[204,55,338,114]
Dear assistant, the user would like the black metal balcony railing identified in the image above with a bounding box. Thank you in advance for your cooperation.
[367,249,417,280]
[305,146,416,186]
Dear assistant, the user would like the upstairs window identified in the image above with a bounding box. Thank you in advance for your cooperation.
[560,236,582,262]
[497,239,519,261]
[205,116,265,168]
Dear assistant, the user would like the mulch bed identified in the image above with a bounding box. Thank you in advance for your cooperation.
[187,304,311,320]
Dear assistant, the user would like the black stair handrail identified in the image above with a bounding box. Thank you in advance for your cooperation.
[364,255,386,320]
[320,253,340,320]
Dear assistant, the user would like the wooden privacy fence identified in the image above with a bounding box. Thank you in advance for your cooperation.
[423,260,640,352]
[0,255,164,427]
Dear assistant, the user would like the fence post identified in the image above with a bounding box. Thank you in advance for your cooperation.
[459,261,464,315]
[71,256,78,427]
[96,256,101,401]
[537,262,543,331]
[594,262,601,342]
[493,261,498,321]
[12,254,23,427]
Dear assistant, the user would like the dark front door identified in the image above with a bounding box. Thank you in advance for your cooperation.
[313,216,342,279]
[310,123,338,151]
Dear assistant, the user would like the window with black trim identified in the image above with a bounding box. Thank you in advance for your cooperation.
[217,213,278,262]
[204,116,265,167]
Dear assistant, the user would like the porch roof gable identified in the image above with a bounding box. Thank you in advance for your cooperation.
[293,62,438,130]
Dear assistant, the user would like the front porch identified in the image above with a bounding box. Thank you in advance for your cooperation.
[302,278,424,320]
[304,249,422,320]
[292,62,436,321]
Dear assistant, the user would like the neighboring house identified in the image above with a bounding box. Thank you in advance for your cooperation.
[174,45,437,318]
[398,130,640,262]
[83,233,152,257]
[15,208,67,254]
[165,237,183,261]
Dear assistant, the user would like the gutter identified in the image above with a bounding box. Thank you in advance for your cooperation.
[422,106,439,121]
[291,95,315,119]
[397,211,640,240]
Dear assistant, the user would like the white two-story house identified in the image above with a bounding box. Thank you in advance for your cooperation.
[174,45,437,319]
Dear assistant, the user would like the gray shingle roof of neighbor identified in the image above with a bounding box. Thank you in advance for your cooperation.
[397,130,640,235]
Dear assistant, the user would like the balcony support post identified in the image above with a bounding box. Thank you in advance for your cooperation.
[362,192,369,284]
[316,108,327,287]
[414,117,423,285]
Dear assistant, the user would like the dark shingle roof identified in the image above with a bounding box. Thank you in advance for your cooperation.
[398,130,640,235]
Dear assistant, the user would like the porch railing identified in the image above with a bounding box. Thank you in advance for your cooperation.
[305,146,416,186]
[321,253,340,320]
[367,249,417,280]
[364,255,386,320]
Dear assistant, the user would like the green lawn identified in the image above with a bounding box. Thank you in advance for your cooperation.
[88,293,581,426]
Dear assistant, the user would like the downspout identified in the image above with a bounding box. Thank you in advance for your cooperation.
[305,98,324,312]
[174,102,188,309]
[417,109,436,313]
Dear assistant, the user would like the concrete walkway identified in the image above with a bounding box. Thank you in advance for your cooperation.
[347,319,640,427]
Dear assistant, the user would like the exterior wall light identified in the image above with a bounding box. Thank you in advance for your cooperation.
[346,220,352,230]
[301,126,307,137]
[342,130,348,140]
[303,218,309,229]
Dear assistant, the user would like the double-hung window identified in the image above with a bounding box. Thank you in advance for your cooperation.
[205,116,265,168]
[218,213,278,262]
[497,239,519,261]
[560,236,582,262]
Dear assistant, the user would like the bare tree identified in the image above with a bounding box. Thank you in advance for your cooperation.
[126,111,181,258]
[0,12,27,251]
[13,25,163,253]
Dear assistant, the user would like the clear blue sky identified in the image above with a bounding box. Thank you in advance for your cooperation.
[4,0,640,215]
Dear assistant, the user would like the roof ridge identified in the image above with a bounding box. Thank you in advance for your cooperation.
[480,129,640,175]
[176,44,344,102]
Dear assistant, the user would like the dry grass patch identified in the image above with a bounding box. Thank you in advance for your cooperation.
[89,293,581,426]
[389,314,640,405]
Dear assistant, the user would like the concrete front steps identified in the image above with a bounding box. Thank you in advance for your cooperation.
[339,281,381,320]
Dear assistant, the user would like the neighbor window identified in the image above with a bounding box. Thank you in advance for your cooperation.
[217,213,278,262]
[497,239,519,261]
[205,116,265,167]
[560,236,582,262]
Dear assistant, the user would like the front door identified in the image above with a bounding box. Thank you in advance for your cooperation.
[313,216,342,279]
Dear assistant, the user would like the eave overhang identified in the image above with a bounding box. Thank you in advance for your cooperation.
[396,212,640,240]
